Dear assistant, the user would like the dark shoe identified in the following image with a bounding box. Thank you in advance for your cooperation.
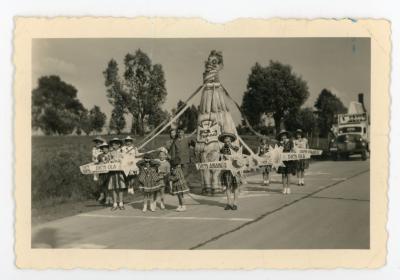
[231,205,238,210]
[119,205,125,210]
[111,206,118,211]
[224,204,232,210]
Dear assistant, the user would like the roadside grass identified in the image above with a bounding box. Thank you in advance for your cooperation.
[31,134,203,225]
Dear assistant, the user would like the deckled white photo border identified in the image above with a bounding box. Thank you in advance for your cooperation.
[14,17,390,269]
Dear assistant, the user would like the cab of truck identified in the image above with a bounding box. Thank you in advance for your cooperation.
[329,113,369,160]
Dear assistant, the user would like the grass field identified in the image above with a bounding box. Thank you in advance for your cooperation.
[31,134,327,225]
[31,134,199,225]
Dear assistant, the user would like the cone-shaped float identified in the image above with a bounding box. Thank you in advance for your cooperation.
[195,50,239,192]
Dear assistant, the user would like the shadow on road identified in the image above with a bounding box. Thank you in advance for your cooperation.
[32,227,59,248]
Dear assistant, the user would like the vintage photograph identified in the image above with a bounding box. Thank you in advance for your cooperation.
[14,18,389,269]
[31,37,371,249]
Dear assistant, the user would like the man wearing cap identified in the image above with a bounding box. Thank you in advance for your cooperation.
[293,129,309,186]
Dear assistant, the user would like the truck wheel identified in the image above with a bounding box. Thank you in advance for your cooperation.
[361,150,367,161]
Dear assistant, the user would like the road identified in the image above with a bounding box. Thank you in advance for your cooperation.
[32,158,370,249]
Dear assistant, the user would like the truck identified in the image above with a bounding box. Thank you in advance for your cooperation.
[329,95,370,161]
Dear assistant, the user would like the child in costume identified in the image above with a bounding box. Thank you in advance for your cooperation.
[169,157,189,212]
[97,142,112,206]
[257,137,272,186]
[219,132,241,210]
[155,148,170,210]
[121,136,139,194]
[92,136,105,201]
[108,138,127,211]
[293,129,309,186]
[137,155,163,212]
[277,130,295,195]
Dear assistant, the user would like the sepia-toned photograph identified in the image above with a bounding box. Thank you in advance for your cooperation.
[14,18,389,269]
[31,37,371,250]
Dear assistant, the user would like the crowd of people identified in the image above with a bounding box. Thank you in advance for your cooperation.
[89,128,310,212]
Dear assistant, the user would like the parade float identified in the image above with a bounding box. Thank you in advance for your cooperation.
[80,50,322,189]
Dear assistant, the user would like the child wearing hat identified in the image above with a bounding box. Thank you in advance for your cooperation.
[169,157,189,212]
[97,142,113,206]
[121,136,139,194]
[257,137,272,186]
[137,155,163,212]
[277,130,296,195]
[92,137,105,200]
[108,138,127,211]
[293,129,309,186]
[219,132,241,210]
[155,148,170,210]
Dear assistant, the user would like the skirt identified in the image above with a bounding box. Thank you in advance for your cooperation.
[139,183,162,193]
[170,168,189,195]
[107,171,127,190]
[296,159,309,172]
[277,161,296,175]
[220,170,240,190]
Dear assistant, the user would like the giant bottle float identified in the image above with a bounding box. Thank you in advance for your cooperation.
[195,50,239,192]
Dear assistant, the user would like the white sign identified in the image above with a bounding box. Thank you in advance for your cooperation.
[338,113,367,124]
[80,154,141,176]
[196,161,230,170]
[197,120,221,144]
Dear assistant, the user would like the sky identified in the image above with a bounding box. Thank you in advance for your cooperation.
[32,38,370,129]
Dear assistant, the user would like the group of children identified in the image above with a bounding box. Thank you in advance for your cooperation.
[91,136,190,212]
[257,129,309,195]
[90,128,309,213]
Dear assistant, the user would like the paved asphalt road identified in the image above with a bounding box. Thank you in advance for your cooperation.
[32,158,370,249]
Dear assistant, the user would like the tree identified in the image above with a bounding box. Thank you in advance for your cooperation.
[103,49,168,135]
[284,107,317,135]
[147,107,170,130]
[314,89,347,137]
[77,108,90,135]
[173,101,198,133]
[32,75,85,135]
[89,105,106,134]
[241,61,310,131]
[109,107,126,135]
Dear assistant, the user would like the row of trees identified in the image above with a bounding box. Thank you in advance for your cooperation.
[32,52,347,138]
[241,61,347,137]
[32,76,106,135]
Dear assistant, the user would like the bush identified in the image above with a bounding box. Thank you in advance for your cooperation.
[32,137,96,207]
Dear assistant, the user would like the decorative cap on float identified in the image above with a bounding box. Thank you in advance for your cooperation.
[203,50,224,84]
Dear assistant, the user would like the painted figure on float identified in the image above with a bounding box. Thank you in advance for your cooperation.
[195,50,239,193]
